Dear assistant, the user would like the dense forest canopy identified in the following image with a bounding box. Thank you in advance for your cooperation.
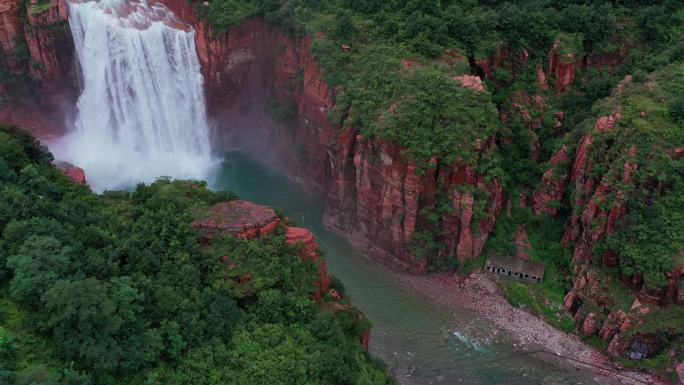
[0,126,392,385]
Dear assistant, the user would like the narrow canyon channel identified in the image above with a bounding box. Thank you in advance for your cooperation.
[212,151,627,385]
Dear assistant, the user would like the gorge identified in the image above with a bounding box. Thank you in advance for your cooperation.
[0,0,683,384]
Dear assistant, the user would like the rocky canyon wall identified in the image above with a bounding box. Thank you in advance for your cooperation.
[5,0,673,287]
[0,0,75,140]
[323,131,503,271]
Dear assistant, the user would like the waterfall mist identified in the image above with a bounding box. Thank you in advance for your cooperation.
[54,0,214,192]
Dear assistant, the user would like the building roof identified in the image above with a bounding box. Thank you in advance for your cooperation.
[486,253,545,277]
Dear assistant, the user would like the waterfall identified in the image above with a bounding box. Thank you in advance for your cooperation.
[55,0,213,192]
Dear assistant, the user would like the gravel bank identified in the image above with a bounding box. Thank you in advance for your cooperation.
[397,270,666,385]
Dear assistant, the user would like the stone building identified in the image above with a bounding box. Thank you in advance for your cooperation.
[485,254,545,284]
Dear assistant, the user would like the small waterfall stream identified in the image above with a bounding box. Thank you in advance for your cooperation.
[55,0,213,192]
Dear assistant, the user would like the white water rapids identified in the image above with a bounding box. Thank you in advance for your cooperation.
[54,0,213,192]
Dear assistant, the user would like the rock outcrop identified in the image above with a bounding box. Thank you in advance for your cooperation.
[63,166,85,184]
[532,145,569,216]
[454,74,485,92]
[285,226,331,301]
[54,161,86,184]
[192,200,281,242]
[0,0,22,69]
[24,0,74,88]
[193,200,331,300]
[562,111,626,263]
[547,40,578,93]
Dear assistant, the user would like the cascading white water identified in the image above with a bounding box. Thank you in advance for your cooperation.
[54,0,213,192]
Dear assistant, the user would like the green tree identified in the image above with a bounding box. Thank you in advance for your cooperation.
[39,277,152,375]
[0,326,17,383]
[7,236,73,305]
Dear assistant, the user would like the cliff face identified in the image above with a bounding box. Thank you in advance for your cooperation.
[561,110,630,263]
[24,0,74,89]
[0,0,73,87]
[0,0,75,139]
[532,145,569,216]
[476,41,626,93]
[323,134,431,270]
[0,0,22,70]
[323,132,503,270]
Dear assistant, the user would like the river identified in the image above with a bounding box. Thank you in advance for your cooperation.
[211,150,626,385]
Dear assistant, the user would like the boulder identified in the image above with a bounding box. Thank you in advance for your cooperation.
[454,75,485,92]
[63,167,86,184]
[54,161,86,184]
[581,312,598,336]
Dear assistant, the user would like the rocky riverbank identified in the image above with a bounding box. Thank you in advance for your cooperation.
[398,271,666,385]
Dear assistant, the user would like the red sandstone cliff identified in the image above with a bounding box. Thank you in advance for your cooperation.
[532,145,569,216]
[0,0,23,70]
[156,0,335,194]
[562,110,627,263]
[0,0,73,87]
[323,130,503,271]
[555,74,684,364]
[0,0,74,138]
[24,0,74,88]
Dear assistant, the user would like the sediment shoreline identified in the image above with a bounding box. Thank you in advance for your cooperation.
[397,271,666,385]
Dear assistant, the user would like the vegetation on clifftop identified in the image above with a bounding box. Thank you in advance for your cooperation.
[0,126,392,385]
